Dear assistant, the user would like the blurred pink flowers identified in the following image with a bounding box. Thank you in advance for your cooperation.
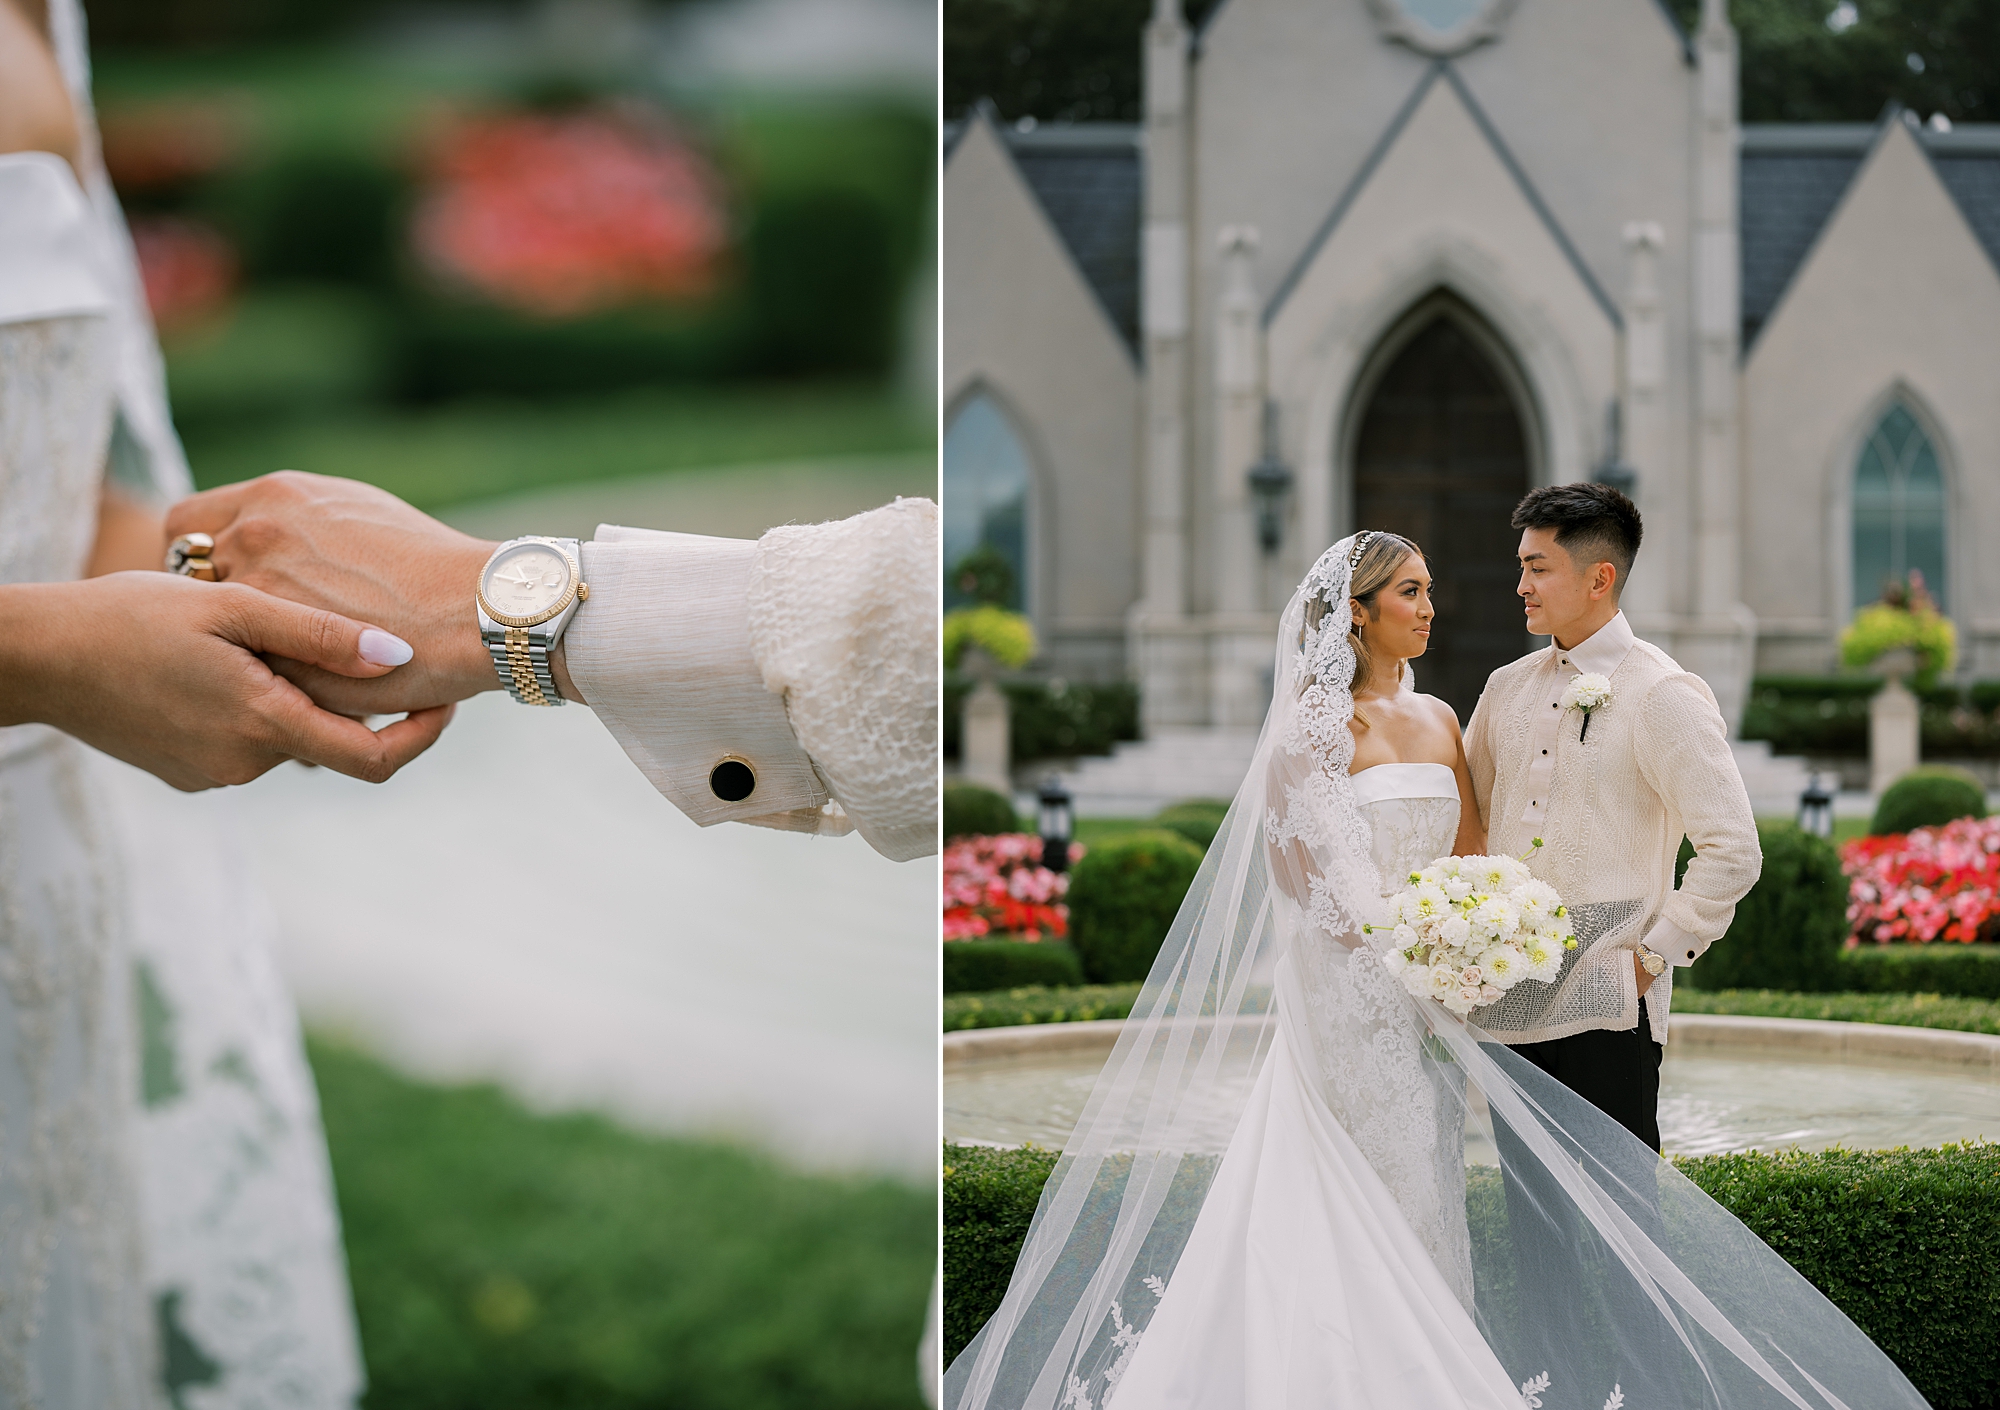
[412,106,728,317]
[128,217,237,332]
[1842,815,2000,945]
[943,833,1084,942]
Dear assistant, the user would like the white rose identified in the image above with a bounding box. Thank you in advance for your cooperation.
[1459,964,1484,987]
[1381,947,1410,976]
[1426,964,1458,998]
[1445,986,1480,1015]
[1479,983,1503,1006]
[1439,914,1472,948]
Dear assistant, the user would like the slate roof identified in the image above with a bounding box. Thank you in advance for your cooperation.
[1741,122,2000,349]
[948,116,2000,361]
[947,119,1144,352]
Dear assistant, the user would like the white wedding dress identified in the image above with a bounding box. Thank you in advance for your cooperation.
[0,11,365,1400]
[1108,762,1519,1407]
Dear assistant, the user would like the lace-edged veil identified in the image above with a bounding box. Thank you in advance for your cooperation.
[944,534,1930,1410]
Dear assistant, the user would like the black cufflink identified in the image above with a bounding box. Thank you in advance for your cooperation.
[1687,950,1696,960]
[710,757,756,802]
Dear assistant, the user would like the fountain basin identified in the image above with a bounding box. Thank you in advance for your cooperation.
[944,1015,2000,1157]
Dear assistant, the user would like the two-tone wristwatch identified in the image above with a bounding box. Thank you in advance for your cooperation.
[1636,944,1667,979]
[476,536,588,706]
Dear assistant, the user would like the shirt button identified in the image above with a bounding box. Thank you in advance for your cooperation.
[710,757,756,802]
[1542,749,1548,755]
[1687,950,1696,960]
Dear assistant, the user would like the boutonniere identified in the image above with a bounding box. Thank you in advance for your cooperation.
[1560,673,1613,741]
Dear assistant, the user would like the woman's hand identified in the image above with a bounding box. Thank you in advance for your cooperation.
[0,572,451,791]
[165,471,503,715]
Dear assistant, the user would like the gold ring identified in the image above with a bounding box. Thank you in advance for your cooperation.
[166,533,217,579]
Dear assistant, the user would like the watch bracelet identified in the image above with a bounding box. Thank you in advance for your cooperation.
[485,627,564,707]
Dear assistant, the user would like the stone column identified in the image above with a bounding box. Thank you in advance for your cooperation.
[1208,226,1270,727]
[1677,0,1758,733]
[1132,0,1202,731]
[1619,222,1670,630]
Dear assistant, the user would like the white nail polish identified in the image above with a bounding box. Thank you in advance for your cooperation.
[358,629,414,667]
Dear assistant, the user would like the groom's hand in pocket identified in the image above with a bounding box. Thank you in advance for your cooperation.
[0,573,452,790]
[165,472,501,716]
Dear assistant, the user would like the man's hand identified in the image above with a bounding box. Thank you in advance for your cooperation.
[1633,951,1656,999]
[165,472,501,715]
[2,573,451,791]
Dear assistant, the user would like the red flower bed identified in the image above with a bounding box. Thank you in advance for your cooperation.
[943,833,1083,942]
[412,106,727,317]
[128,216,237,332]
[1842,815,2000,945]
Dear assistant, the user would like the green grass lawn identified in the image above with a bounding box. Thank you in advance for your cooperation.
[309,1037,933,1409]
[180,382,929,511]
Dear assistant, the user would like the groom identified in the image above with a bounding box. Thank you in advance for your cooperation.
[1464,482,1759,1147]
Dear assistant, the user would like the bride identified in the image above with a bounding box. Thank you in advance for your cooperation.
[944,532,1929,1410]
[0,1,433,1401]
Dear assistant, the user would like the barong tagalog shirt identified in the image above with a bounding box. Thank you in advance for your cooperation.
[561,497,940,863]
[1464,611,1760,1044]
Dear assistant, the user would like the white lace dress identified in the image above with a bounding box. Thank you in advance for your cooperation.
[1108,762,1521,1407]
[0,149,362,1408]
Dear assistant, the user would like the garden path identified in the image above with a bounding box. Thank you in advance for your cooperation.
[210,458,935,1176]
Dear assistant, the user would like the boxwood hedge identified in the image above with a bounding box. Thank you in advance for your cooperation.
[942,1141,2000,1407]
[942,941,1085,995]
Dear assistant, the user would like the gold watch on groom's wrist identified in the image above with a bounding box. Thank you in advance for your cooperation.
[475,537,588,706]
[1636,944,1667,979]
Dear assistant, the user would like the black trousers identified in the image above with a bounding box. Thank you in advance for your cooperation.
[1507,997,1664,1152]
[1492,1001,1681,1404]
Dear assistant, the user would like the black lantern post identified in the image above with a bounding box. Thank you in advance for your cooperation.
[1037,775,1074,873]
[1798,771,1835,839]
[1246,400,1293,553]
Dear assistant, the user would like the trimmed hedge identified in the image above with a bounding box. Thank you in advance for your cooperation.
[1870,767,1988,836]
[943,678,1142,763]
[943,783,1018,842]
[943,983,1143,1031]
[1739,675,2000,758]
[1683,822,1848,993]
[1151,799,1231,852]
[942,941,1084,995]
[1838,942,2000,1000]
[941,1144,1058,1363]
[942,1140,2000,1408]
[1066,830,1206,983]
[1679,1145,2000,1409]
[1674,986,2000,1033]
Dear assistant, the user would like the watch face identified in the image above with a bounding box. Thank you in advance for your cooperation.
[482,541,574,624]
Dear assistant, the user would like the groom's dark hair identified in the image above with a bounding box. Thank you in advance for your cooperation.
[1511,483,1643,594]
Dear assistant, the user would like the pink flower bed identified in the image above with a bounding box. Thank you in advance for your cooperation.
[129,217,237,332]
[1842,814,2000,945]
[943,833,1083,942]
[412,106,727,317]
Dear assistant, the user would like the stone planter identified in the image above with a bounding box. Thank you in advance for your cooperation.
[1869,647,1921,798]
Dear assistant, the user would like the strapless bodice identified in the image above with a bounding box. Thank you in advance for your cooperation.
[1351,762,1460,892]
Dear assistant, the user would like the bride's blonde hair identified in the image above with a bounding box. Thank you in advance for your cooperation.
[1304,530,1421,729]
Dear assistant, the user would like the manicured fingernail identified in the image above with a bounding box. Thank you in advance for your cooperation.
[358,629,413,667]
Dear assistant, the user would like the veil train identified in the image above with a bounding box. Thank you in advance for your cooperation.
[944,535,1928,1410]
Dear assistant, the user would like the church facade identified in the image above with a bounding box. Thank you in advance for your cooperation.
[943,0,2000,733]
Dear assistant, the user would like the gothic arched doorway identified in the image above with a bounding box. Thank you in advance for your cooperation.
[1350,305,1533,720]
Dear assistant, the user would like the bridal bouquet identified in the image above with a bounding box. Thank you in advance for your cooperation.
[1371,846,1577,1016]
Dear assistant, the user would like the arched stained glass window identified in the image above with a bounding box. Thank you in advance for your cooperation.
[1852,404,1947,611]
[942,391,1031,612]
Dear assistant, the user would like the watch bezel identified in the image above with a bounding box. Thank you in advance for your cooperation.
[477,537,581,628]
